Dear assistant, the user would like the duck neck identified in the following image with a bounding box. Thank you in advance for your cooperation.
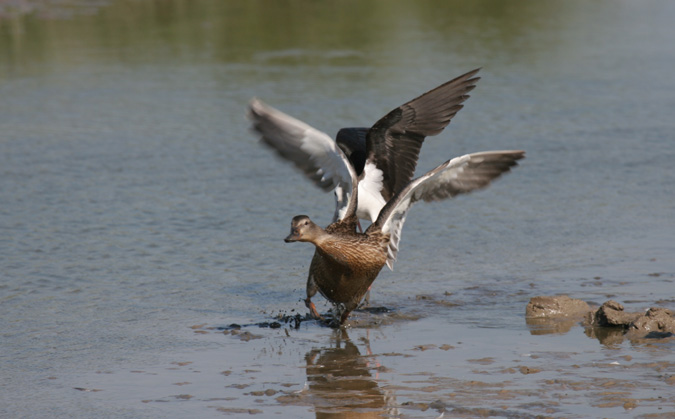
[307,225,330,247]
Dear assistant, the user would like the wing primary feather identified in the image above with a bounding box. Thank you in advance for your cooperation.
[248,98,359,221]
[365,68,482,202]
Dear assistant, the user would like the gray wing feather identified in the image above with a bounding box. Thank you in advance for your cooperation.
[370,150,525,269]
[248,98,359,221]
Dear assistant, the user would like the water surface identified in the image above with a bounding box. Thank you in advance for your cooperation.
[2,0,675,417]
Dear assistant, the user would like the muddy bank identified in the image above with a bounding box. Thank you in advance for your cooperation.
[526,295,592,318]
[586,300,675,344]
[589,301,675,334]
[525,295,593,335]
[526,295,675,343]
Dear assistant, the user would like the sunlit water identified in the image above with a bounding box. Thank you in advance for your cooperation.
[2,1,675,417]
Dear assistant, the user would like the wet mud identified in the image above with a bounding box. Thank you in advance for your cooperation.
[526,295,591,319]
[218,305,399,332]
[202,297,675,417]
[525,296,593,335]
[585,300,675,346]
[589,300,675,336]
[526,295,675,345]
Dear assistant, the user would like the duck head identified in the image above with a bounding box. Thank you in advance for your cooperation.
[284,215,321,243]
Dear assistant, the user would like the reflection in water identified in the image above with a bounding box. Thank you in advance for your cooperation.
[527,314,643,345]
[0,0,573,80]
[304,329,397,418]
[525,316,581,335]
[583,325,626,346]
[528,314,674,346]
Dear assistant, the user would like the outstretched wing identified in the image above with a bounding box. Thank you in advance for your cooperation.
[365,68,481,202]
[369,150,525,269]
[248,98,358,222]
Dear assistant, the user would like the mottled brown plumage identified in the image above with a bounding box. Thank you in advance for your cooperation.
[285,213,389,324]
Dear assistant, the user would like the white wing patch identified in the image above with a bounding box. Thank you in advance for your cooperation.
[333,184,351,222]
[356,162,386,222]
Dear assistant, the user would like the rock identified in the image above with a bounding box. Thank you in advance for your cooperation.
[589,300,642,327]
[629,307,675,335]
[586,301,675,342]
[525,296,592,335]
[526,295,591,318]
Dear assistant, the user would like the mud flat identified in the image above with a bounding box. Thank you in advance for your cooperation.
[135,309,675,417]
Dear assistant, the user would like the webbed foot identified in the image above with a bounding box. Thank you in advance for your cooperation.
[305,298,323,320]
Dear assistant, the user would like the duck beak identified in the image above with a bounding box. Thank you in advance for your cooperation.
[284,229,299,243]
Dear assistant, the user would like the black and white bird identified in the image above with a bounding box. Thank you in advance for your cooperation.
[248,68,481,229]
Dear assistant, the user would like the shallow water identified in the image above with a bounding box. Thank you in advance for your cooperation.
[2,0,675,417]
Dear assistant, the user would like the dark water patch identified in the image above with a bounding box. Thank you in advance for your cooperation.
[211,306,401,333]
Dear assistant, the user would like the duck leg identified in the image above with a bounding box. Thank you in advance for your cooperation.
[305,298,323,320]
[339,309,352,325]
[305,275,324,320]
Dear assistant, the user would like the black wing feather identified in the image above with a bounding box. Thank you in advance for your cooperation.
[366,68,481,201]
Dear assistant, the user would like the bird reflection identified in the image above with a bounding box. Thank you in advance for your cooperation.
[304,329,397,418]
